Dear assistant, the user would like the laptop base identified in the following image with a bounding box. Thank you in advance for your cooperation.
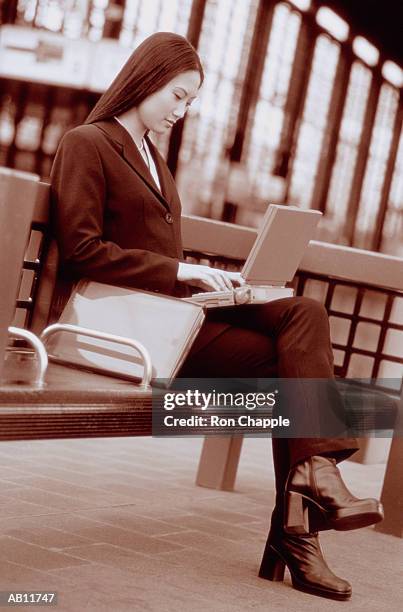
[184,285,294,309]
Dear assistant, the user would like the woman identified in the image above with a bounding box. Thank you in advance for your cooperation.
[50,32,383,601]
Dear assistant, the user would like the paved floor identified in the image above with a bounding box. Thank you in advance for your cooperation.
[0,435,401,611]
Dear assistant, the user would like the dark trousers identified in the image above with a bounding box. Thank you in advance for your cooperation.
[178,296,358,529]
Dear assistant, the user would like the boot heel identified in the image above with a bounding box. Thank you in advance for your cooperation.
[259,545,285,581]
[284,491,309,535]
[307,500,330,533]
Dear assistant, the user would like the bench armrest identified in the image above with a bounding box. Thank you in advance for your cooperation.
[8,326,48,387]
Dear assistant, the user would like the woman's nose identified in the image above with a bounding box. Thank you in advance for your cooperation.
[173,101,188,119]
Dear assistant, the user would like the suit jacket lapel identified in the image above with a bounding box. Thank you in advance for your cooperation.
[145,136,176,205]
[95,119,173,211]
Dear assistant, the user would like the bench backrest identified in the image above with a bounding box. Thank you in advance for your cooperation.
[0,169,39,377]
[10,179,59,335]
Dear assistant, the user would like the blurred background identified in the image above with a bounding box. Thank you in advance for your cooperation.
[0,0,402,255]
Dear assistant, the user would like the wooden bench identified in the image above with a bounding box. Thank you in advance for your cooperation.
[1,167,402,537]
[1,171,154,440]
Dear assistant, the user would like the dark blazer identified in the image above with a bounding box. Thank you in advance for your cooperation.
[50,118,230,349]
[51,118,184,294]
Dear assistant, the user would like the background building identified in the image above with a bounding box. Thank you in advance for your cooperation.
[0,0,402,256]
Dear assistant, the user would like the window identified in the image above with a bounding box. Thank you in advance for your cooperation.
[244,2,301,205]
[380,127,403,256]
[122,0,192,47]
[288,33,340,209]
[325,61,372,241]
[353,84,399,249]
[175,0,259,215]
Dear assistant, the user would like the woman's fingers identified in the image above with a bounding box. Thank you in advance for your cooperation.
[226,272,245,286]
[177,263,239,291]
[195,270,230,291]
[212,270,233,291]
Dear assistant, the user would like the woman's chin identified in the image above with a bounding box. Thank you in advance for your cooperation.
[161,121,175,132]
[149,127,166,137]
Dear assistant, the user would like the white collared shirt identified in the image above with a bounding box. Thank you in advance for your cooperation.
[142,137,161,192]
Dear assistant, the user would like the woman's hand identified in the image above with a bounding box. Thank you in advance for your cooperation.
[177,262,244,292]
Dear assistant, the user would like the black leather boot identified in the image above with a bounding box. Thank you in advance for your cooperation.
[259,531,352,601]
[284,455,384,535]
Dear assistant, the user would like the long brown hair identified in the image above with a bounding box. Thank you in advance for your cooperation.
[86,32,204,124]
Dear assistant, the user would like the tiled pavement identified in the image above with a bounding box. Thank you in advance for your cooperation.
[0,436,401,611]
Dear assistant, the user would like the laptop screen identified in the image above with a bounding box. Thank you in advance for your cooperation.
[241,205,322,285]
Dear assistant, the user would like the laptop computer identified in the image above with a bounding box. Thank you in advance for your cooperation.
[186,204,322,308]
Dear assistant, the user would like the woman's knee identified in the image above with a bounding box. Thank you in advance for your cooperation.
[283,297,331,343]
[290,296,328,324]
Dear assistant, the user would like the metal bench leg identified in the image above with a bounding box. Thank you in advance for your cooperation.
[375,436,403,537]
[196,435,243,491]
